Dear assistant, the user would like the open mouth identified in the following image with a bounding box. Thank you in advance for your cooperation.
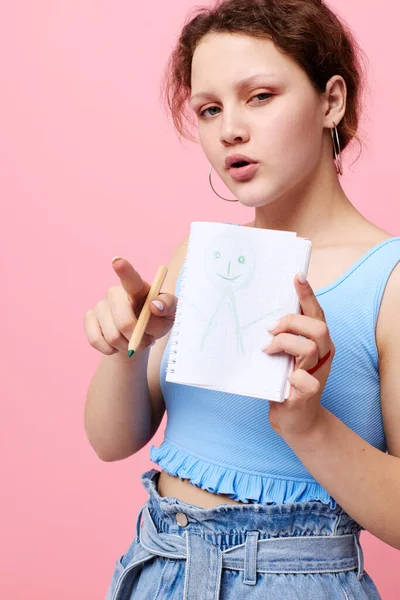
[228,161,259,181]
[231,161,250,168]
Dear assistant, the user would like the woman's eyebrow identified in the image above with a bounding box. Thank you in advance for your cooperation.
[190,72,279,104]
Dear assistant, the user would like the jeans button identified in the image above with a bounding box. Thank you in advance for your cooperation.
[175,512,188,527]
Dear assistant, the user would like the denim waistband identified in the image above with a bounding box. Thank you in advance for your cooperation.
[141,469,361,537]
[132,469,364,599]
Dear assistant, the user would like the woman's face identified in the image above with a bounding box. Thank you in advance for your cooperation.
[190,33,329,208]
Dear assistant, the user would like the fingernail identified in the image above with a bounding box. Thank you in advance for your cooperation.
[150,339,156,347]
[261,341,271,353]
[152,300,164,311]
[297,271,307,284]
[267,318,280,332]
[112,256,122,264]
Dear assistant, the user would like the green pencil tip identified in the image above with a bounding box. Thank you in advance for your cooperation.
[128,350,134,357]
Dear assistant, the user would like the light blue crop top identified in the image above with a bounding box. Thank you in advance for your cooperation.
[150,233,400,507]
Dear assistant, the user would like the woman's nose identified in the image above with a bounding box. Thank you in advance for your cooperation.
[219,115,249,145]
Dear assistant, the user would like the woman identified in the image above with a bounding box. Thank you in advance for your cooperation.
[84,0,400,598]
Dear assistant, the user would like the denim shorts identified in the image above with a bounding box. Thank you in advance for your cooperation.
[105,469,381,599]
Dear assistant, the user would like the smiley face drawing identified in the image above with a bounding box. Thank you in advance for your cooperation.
[197,234,280,355]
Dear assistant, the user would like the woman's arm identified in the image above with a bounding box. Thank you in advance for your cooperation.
[84,236,187,461]
[277,263,400,550]
[283,409,400,549]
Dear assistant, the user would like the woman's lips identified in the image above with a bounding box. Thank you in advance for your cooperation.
[229,162,259,181]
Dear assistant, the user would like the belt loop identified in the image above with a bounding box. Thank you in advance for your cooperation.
[243,531,259,585]
[353,528,364,580]
[135,502,148,542]
[183,531,222,600]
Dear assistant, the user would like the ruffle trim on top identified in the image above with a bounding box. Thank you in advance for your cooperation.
[150,439,336,508]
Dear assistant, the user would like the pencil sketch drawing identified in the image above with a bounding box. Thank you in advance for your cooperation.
[186,234,285,356]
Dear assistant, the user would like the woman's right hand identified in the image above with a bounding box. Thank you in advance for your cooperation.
[83,257,178,357]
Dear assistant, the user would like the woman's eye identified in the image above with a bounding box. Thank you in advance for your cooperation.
[199,93,271,118]
[200,106,221,118]
[253,93,271,102]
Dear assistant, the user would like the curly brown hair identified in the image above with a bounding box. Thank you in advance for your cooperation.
[160,0,368,162]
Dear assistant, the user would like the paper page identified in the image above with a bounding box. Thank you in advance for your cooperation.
[166,222,311,402]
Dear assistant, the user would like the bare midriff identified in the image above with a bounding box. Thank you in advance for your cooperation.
[157,470,250,507]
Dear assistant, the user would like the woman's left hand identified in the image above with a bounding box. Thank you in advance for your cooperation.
[263,273,335,440]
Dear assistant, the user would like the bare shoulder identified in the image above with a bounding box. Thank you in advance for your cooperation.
[374,225,400,357]
[374,229,400,457]
[147,233,190,439]
[376,261,400,357]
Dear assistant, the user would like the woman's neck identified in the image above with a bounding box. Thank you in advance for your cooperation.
[247,169,363,248]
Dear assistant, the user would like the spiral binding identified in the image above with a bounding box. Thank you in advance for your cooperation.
[165,232,193,375]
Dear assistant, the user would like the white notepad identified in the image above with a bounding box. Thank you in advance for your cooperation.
[166,222,312,402]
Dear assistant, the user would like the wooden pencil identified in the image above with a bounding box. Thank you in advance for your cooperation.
[128,265,168,356]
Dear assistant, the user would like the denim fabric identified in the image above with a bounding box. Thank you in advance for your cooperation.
[105,469,381,599]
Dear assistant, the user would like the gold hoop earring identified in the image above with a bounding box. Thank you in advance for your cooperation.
[331,121,343,176]
[208,165,239,202]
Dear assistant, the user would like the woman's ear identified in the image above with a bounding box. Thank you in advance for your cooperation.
[322,75,347,128]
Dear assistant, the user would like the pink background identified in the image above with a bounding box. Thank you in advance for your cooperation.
[2,1,399,598]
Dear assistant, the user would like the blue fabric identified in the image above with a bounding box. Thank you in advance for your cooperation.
[105,469,381,599]
[150,232,400,506]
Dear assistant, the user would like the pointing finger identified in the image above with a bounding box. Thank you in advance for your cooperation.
[112,257,150,307]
